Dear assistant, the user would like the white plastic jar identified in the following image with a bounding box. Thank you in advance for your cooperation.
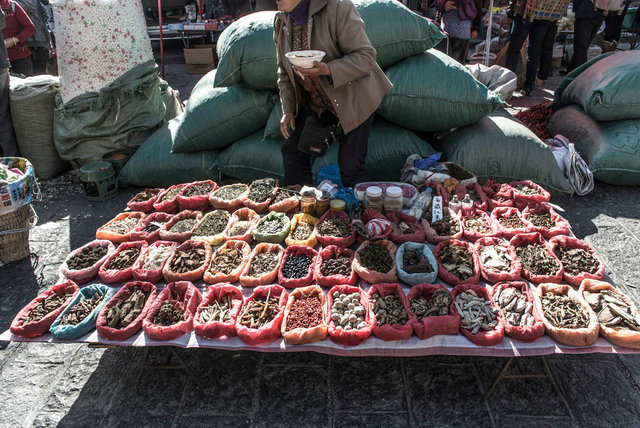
[384,186,403,213]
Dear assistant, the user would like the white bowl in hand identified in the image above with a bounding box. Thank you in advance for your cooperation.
[285,50,326,69]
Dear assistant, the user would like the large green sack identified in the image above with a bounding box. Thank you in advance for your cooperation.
[264,99,284,140]
[548,105,640,186]
[119,114,219,187]
[552,52,614,109]
[312,120,437,181]
[53,61,166,168]
[377,50,503,132]
[172,70,275,153]
[214,131,284,182]
[214,0,444,90]
[434,109,573,195]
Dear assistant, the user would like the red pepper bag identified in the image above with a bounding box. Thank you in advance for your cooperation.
[482,180,515,210]
[240,242,285,287]
[132,241,178,283]
[315,209,356,248]
[368,283,417,341]
[203,240,251,284]
[281,285,329,345]
[407,284,459,340]
[209,183,250,211]
[490,281,545,342]
[521,204,571,239]
[268,188,300,213]
[10,280,79,338]
[314,245,357,287]
[491,207,536,240]
[96,281,158,341]
[96,212,146,244]
[433,239,480,286]
[243,179,278,213]
[130,212,174,244]
[510,232,564,284]
[358,208,392,242]
[278,245,319,289]
[153,184,187,213]
[460,208,499,242]
[451,284,505,346]
[510,180,551,208]
[580,279,640,349]
[126,188,163,212]
[454,182,490,212]
[549,236,606,286]
[176,180,218,211]
[143,281,202,341]
[60,240,115,284]
[194,284,243,339]
[422,207,464,244]
[535,283,599,347]
[223,207,260,243]
[353,240,398,284]
[158,210,203,243]
[436,182,452,207]
[327,285,374,346]
[474,237,522,283]
[386,210,425,244]
[163,240,212,283]
[99,241,148,284]
[236,284,288,345]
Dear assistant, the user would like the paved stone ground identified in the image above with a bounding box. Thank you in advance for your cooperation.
[1,43,639,427]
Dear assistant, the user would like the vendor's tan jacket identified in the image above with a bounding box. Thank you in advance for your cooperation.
[274,0,393,134]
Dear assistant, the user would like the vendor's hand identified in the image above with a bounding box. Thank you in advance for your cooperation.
[470,29,478,39]
[444,1,457,11]
[294,61,331,77]
[281,112,295,140]
[4,37,16,49]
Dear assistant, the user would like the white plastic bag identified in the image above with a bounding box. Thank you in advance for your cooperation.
[465,64,517,102]
[546,135,594,196]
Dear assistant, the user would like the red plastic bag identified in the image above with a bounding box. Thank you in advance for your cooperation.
[436,182,453,207]
[482,180,515,210]
[132,240,178,283]
[204,240,251,284]
[315,209,356,248]
[98,241,148,284]
[358,208,391,242]
[153,184,187,213]
[235,285,288,345]
[194,284,243,339]
[268,188,300,213]
[281,285,329,345]
[10,280,79,338]
[368,283,416,341]
[223,207,260,243]
[130,212,174,244]
[96,281,158,341]
[490,281,545,342]
[327,285,374,346]
[510,232,564,284]
[451,284,505,346]
[126,188,163,213]
[314,245,357,287]
[460,208,499,242]
[243,179,278,213]
[209,183,250,211]
[239,243,285,287]
[407,284,459,340]
[353,240,398,284]
[521,204,571,239]
[277,245,319,289]
[454,182,490,212]
[422,208,464,244]
[386,211,425,244]
[433,239,480,286]
[491,207,536,240]
[143,281,202,341]
[549,235,605,286]
[176,180,218,211]
[96,212,146,244]
[510,180,551,208]
[60,240,115,284]
[474,237,522,283]
[163,240,213,283]
[159,210,203,243]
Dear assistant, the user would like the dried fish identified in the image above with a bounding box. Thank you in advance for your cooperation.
[541,293,589,329]
[479,245,512,272]
[583,290,640,331]
[455,290,499,334]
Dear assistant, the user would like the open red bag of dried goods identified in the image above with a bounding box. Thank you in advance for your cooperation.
[327,285,374,346]
[368,283,417,341]
[549,236,605,286]
[535,283,599,346]
[132,241,178,283]
[236,284,288,345]
[491,207,535,239]
[99,241,148,284]
[130,212,174,244]
[153,183,187,213]
[510,180,551,209]
[143,281,202,341]
[191,210,231,246]
[580,279,640,349]
[357,208,391,242]
[314,245,357,287]
[176,180,218,211]
[159,210,203,243]
[422,207,464,244]
[482,180,514,210]
[315,209,356,248]
[353,240,398,284]
[223,207,260,243]
[243,178,277,213]
[204,240,251,284]
[10,280,79,338]
[510,232,564,283]
[163,240,212,283]
[209,183,250,211]
[239,243,285,287]
[435,181,454,207]
[96,212,146,244]
[460,208,499,242]
[434,239,480,286]
[281,285,329,345]
[407,284,459,340]
[285,213,318,247]
[451,284,505,346]
[268,188,300,213]
[454,182,490,212]
[96,281,157,341]
[60,240,115,284]
[127,188,163,212]
[194,284,243,339]
[474,237,521,283]
[521,204,571,239]
[490,281,545,342]
[278,245,319,289]
[386,211,425,244]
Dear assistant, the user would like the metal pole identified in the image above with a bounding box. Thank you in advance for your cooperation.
[157,0,164,79]
[484,0,494,66]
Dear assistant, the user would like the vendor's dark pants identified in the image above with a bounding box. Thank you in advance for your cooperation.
[0,68,19,157]
[538,22,558,81]
[281,111,374,188]
[569,16,604,71]
[31,47,50,76]
[506,15,550,88]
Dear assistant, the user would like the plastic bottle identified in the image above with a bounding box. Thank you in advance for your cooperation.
[384,186,404,213]
[365,186,384,212]
[404,188,432,220]
[461,193,473,214]
[448,194,461,214]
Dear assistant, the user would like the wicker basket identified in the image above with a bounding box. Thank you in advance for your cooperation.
[524,0,572,21]
[0,205,37,265]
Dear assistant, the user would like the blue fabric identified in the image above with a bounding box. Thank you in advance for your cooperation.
[396,242,438,286]
[49,284,116,340]
[335,187,357,210]
[317,163,342,186]
[414,152,442,171]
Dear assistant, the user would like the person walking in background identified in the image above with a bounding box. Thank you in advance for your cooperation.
[15,0,50,75]
[0,7,19,157]
[565,0,603,72]
[435,0,483,63]
[1,0,35,76]
[537,20,558,83]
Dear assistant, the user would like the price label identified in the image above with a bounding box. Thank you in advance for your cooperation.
[432,196,443,222]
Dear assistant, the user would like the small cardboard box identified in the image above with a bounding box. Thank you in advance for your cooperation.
[186,63,216,74]
[183,44,216,65]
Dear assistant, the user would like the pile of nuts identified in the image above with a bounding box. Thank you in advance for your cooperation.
[240,291,279,329]
[320,254,352,277]
[199,296,233,323]
[317,217,352,238]
[152,299,185,326]
[285,295,323,331]
[60,292,104,325]
[248,252,279,276]
[209,248,243,275]
[360,244,393,273]
[103,217,140,234]
[105,248,140,270]
[20,292,74,324]
[169,247,206,273]
[281,254,313,279]
[410,289,451,321]
[372,292,408,326]
[330,291,367,330]
[66,245,108,270]
[105,286,149,329]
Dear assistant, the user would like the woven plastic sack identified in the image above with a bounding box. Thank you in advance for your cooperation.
[521,204,571,239]
[159,210,203,243]
[314,245,357,287]
[153,184,187,213]
[490,207,535,240]
[451,284,505,346]
[60,240,115,284]
[552,53,614,109]
[142,281,202,341]
[253,211,291,244]
[210,184,250,211]
[277,245,319,289]
[223,207,260,243]
[327,285,374,346]
[176,180,218,211]
[264,99,283,140]
[194,284,244,339]
[460,208,499,242]
[99,240,148,284]
[50,284,117,340]
[204,240,251,284]
[163,240,212,283]
[386,211,425,244]
[281,285,330,345]
[407,284,459,340]
[433,239,480,286]
[191,210,231,246]
[235,285,288,345]
[132,241,178,283]
[368,283,416,341]
[239,243,285,287]
[214,133,284,183]
[285,213,318,247]
[474,237,521,284]
[490,281,545,342]
[95,212,146,244]
[395,242,438,286]
[510,232,564,284]
[126,188,163,213]
[509,180,551,208]
[315,210,356,248]
[422,208,464,244]
[0,158,35,216]
[268,189,300,213]
[96,281,157,341]
[130,212,174,244]
[481,180,515,210]
[353,240,398,284]
[549,236,605,286]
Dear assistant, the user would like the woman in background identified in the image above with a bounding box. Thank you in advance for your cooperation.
[1,0,35,76]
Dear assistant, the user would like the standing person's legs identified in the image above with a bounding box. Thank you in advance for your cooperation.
[538,21,558,81]
[281,112,313,186]
[523,19,550,92]
[10,57,33,76]
[505,15,532,74]
[337,113,375,188]
[0,68,19,157]
[31,47,49,75]
[570,17,603,70]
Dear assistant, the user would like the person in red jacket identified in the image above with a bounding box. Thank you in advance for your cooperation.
[1,0,35,76]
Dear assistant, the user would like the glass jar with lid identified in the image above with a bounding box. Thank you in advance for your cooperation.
[365,186,384,212]
[301,195,316,215]
[384,186,403,213]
